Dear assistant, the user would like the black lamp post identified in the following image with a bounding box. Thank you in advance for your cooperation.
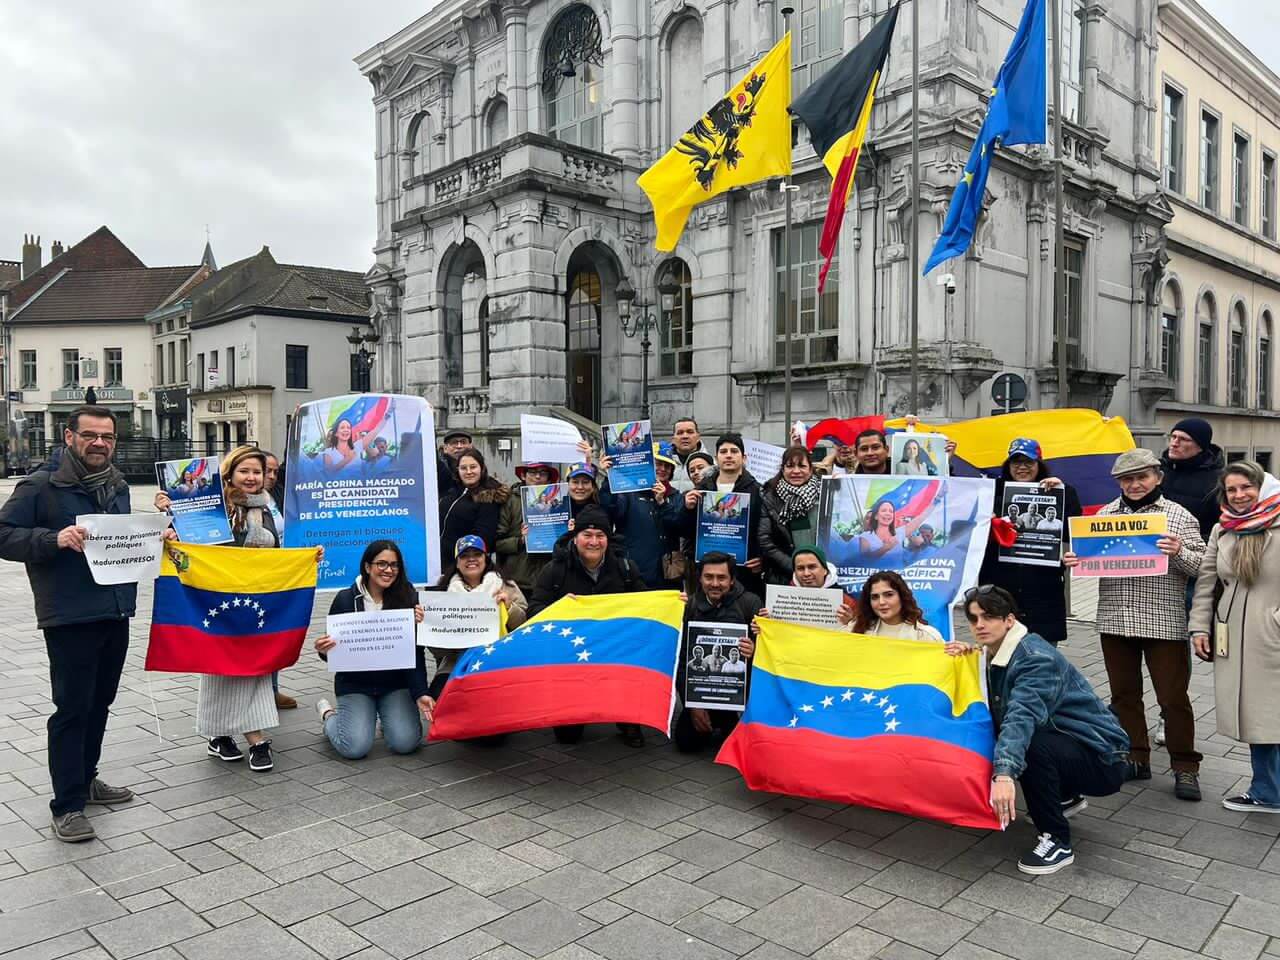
[616,269,681,420]
[347,325,381,391]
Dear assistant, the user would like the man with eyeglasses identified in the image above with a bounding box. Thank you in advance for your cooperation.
[1159,418,1223,543]
[0,406,138,842]
[437,429,473,502]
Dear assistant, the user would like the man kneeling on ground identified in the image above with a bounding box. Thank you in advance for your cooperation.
[950,585,1129,875]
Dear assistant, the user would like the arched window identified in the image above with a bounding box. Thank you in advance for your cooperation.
[1160,280,1181,384]
[1229,301,1247,407]
[659,259,694,378]
[666,17,704,143]
[1196,292,1216,404]
[484,98,509,149]
[405,112,431,178]
[1261,311,1273,409]
[566,266,603,421]
[543,5,604,150]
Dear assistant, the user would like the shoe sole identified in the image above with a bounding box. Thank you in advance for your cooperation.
[52,825,96,843]
[1062,799,1089,819]
[86,794,134,806]
[1175,791,1202,802]
[1018,853,1074,875]
[207,747,243,762]
[1223,799,1280,813]
[248,762,273,772]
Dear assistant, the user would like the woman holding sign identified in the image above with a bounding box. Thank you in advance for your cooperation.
[1190,461,1280,813]
[314,540,434,759]
[757,445,822,585]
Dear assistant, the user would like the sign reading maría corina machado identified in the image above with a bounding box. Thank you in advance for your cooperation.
[284,394,440,589]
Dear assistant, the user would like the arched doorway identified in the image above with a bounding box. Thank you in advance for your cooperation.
[566,264,602,421]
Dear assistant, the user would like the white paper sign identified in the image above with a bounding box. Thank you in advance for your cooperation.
[417,590,501,649]
[520,414,583,465]
[745,438,785,482]
[77,513,173,585]
[765,584,845,629]
[325,610,417,672]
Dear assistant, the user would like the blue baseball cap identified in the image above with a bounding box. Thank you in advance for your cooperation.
[454,535,487,558]
[566,462,597,481]
[1007,438,1042,461]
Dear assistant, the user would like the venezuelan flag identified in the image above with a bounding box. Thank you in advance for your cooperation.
[717,618,1000,830]
[326,394,391,437]
[146,543,318,676]
[430,591,682,741]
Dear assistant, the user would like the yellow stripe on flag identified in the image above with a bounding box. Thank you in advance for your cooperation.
[820,68,882,187]
[887,409,1136,464]
[160,543,318,594]
[523,590,685,630]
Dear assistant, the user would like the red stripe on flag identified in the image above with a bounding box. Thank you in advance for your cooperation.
[818,145,860,293]
[429,663,674,741]
[716,721,1001,830]
[145,625,307,676]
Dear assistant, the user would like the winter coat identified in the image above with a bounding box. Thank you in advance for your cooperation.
[0,470,135,629]
[439,483,509,566]
[757,481,821,585]
[681,470,765,595]
[599,478,684,588]
[528,545,643,617]
[322,581,431,701]
[978,479,1082,645]
[1093,496,1205,641]
[678,580,763,692]
[495,488,551,597]
[1189,526,1280,742]
[1161,445,1224,542]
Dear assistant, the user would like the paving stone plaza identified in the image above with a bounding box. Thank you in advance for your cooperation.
[1,483,1277,960]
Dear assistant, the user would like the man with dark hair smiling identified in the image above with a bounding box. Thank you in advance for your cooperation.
[950,585,1128,875]
[853,429,891,474]
[682,432,766,595]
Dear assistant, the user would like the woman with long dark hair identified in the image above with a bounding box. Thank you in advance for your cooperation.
[898,438,937,477]
[314,540,433,759]
[439,447,509,568]
[758,445,822,584]
[839,571,943,642]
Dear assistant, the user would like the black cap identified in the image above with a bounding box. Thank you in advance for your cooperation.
[443,429,473,443]
[574,505,612,536]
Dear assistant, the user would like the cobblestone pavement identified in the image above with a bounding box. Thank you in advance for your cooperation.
[1,483,1277,960]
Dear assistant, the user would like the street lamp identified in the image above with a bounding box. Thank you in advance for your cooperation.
[347,324,381,391]
[616,269,681,420]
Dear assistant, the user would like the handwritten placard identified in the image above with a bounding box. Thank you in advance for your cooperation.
[417,590,501,649]
[324,609,417,672]
[77,513,174,585]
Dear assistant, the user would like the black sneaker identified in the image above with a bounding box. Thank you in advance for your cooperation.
[1174,771,1202,802]
[1222,793,1280,813]
[87,779,134,805]
[1124,761,1152,782]
[1018,833,1074,875]
[1061,795,1088,819]
[208,737,243,761]
[247,740,273,772]
[51,811,96,843]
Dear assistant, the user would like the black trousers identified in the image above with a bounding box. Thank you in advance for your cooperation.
[673,707,739,753]
[44,619,129,816]
[1019,728,1125,845]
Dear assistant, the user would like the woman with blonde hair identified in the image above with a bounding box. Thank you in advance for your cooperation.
[1190,459,1280,812]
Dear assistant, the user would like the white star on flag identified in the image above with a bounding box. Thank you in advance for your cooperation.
[788,716,799,727]
[878,697,890,708]
[577,650,591,661]
[484,645,496,655]
[885,719,900,732]
[232,598,242,607]
[520,626,534,636]
[800,704,814,713]
[220,601,229,610]
[821,696,834,708]
[862,692,877,703]
[884,704,897,716]
[207,607,217,618]
[571,637,585,646]
[470,660,484,672]
[542,623,556,633]
[560,627,573,637]
[257,620,264,629]
[841,690,854,702]
[202,619,210,628]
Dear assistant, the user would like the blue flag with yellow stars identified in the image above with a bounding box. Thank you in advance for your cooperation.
[924,0,1046,273]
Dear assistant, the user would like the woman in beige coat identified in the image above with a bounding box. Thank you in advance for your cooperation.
[1189,460,1280,813]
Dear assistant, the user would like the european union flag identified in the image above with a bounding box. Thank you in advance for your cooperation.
[924,0,1047,273]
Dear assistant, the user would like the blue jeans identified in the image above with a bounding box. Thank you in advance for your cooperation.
[323,690,423,759]
[1249,744,1280,806]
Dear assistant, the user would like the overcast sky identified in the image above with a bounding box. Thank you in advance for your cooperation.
[0,1,1272,275]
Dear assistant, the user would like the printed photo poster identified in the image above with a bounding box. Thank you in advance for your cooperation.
[284,393,441,589]
[156,456,232,544]
[817,476,995,641]
[522,482,571,554]
[998,482,1066,567]
[890,432,950,477]
[1068,513,1169,578]
[601,420,656,493]
[684,621,750,711]
[696,491,751,563]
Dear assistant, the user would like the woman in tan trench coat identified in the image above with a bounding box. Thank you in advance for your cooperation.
[1189,460,1280,813]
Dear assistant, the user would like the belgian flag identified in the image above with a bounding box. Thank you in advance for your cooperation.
[791,4,900,292]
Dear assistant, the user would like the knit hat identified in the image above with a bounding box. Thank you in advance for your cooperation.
[1110,448,1162,477]
[1007,438,1042,461]
[574,505,612,535]
[716,432,745,454]
[792,544,828,568]
[1171,417,1213,451]
[566,462,597,481]
[686,450,714,470]
[454,534,487,557]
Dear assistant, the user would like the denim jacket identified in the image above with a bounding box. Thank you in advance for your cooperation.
[987,622,1129,778]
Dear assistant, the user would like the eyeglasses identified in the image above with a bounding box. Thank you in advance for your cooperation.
[370,560,400,571]
[963,585,997,602]
[1166,433,1193,444]
[75,431,116,444]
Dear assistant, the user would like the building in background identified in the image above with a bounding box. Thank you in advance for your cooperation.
[149,240,218,440]
[1155,0,1280,469]
[355,0,1176,460]
[188,246,372,456]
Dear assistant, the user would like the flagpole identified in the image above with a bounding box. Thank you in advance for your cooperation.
[782,6,795,446]
[909,0,920,414]
[1051,0,1068,408]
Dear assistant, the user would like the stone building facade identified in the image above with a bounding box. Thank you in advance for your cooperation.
[356,0,1178,458]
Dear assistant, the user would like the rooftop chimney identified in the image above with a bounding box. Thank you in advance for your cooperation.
[50,240,64,259]
[21,234,41,279]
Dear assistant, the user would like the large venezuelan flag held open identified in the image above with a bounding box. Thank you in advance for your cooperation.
[429,591,683,741]
[718,618,1001,830]
[146,543,317,676]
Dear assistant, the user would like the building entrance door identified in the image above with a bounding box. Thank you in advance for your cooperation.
[566,268,602,423]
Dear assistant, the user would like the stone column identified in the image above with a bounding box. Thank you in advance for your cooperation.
[503,2,529,136]
[608,0,641,160]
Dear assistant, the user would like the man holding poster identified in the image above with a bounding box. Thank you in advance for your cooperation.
[601,420,656,493]
[682,433,766,596]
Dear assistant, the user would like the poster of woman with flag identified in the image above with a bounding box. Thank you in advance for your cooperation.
[819,476,994,640]
[284,393,440,589]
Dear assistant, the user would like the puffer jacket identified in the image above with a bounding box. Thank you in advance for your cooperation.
[439,483,509,566]
[756,480,821,584]
[1160,445,1224,541]
[599,478,684,588]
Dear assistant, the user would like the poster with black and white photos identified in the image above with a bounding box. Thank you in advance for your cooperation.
[998,482,1065,567]
[684,621,750,712]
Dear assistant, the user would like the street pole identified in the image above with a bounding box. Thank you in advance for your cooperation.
[781,5,795,447]
[909,0,921,414]
[641,327,651,421]
[1051,0,1068,408]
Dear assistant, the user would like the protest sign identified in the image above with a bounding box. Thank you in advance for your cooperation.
[522,483,571,554]
[601,420,656,493]
[520,414,583,465]
[891,432,949,477]
[684,621,750,711]
[156,457,231,544]
[817,476,994,641]
[284,394,440,589]
[1068,513,1168,578]
[765,584,844,629]
[77,513,174,585]
[325,609,417,672]
[997,482,1065,567]
[744,438,785,483]
[696,491,751,563]
[417,591,501,649]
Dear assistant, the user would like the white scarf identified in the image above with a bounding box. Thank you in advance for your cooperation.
[447,570,505,597]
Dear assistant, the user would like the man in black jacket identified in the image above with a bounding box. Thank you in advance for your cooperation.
[675,552,762,753]
[1159,418,1223,542]
[0,407,137,842]
[681,433,765,596]
[437,428,472,503]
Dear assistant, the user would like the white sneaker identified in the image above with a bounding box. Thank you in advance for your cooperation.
[316,698,335,728]
[1154,719,1166,746]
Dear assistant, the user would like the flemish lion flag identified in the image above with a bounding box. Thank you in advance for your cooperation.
[639,35,792,251]
[790,3,901,291]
